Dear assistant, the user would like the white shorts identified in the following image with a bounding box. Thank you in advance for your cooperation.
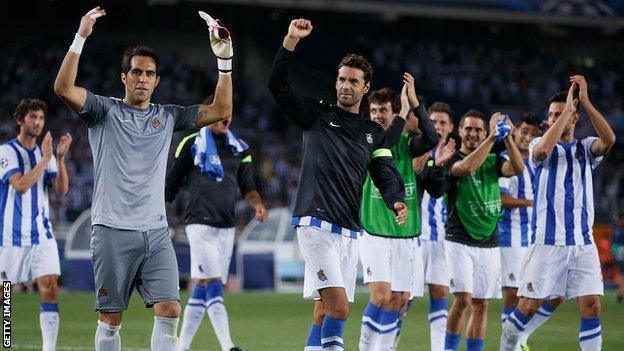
[422,239,450,287]
[360,233,416,293]
[0,239,60,283]
[518,244,604,299]
[297,226,359,303]
[411,239,425,298]
[500,246,528,288]
[445,241,501,299]
[186,224,235,283]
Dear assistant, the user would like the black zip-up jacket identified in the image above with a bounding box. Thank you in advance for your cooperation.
[268,45,405,232]
[165,132,257,228]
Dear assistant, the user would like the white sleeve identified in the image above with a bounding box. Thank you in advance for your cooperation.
[45,154,58,182]
[0,145,21,183]
[499,176,511,194]
[528,137,547,168]
[582,137,603,170]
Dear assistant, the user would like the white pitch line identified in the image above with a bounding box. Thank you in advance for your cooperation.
[13,346,211,351]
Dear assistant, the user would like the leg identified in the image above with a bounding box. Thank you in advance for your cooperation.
[500,297,542,351]
[577,295,602,351]
[518,296,564,345]
[501,287,519,323]
[359,282,391,351]
[445,292,471,351]
[177,279,208,351]
[319,287,349,351]
[376,292,407,350]
[204,278,235,351]
[465,298,489,351]
[305,301,325,351]
[96,312,123,351]
[428,284,448,351]
[37,274,60,351]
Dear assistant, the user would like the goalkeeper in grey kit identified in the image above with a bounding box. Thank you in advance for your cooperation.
[54,6,234,351]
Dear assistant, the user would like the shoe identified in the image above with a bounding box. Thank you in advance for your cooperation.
[230,348,248,351]
[520,344,531,351]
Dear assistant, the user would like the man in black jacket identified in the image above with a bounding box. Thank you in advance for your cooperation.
[165,98,266,351]
[268,18,407,351]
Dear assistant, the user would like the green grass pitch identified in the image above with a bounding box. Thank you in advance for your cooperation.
[10,290,624,350]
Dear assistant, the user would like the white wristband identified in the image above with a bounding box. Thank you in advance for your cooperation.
[217,58,232,74]
[69,33,86,54]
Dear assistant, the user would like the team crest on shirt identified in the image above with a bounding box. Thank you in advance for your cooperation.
[366,133,373,145]
[98,288,109,302]
[151,117,164,131]
[509,273,515,282]
[366,266,372,277]
[0,157,7,168]
[527,282,534,293]
[317,269,328,282]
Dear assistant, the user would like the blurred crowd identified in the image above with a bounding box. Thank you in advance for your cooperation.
[1,35,622,227]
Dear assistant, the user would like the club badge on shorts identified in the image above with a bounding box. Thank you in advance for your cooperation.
[317,269,327,282]
[98,288,109,302]
[527,282,534,293]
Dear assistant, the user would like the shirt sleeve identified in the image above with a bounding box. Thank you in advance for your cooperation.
[368,148,406,210]
[237,151,257,195]
[76,90,115,128]
[496,154,507,177]
[582,136,604,170]
[169,105,200,132]
[418,158,446,198]
[499,175,510,195]
[0,145,20,183]
[44,154,58,185]
[528,137,547,168]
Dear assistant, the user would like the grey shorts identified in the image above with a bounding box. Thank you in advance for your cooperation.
[90,225,180,312]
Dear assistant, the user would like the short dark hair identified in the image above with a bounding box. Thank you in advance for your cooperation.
[121,45,160,75]
[338,54,373,83]
[549,91,568,104]
[13,98,47,133]
[515,114,540,128]
[428,101,454,121]
[459,108,486,128]
[368,88,399,113]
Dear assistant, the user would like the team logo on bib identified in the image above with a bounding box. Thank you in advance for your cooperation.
[98,288,109,302]
[0,157,7,168]
[317,269,327,282]
[366,133,373,145]
[151,117,164,130]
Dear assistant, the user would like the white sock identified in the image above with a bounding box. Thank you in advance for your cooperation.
[40,311,59,351]
[151,316,179,351]
[429,313,447,351]
[579,318,602,351]
[207,301,235,351]
[177,304,206,351]
[95,320,121,351]
[500,310,530,351]
[519,302,554,345]
[358,323,377,351]
[377,330,397,350]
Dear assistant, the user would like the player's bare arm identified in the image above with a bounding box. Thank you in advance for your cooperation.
[532,82,578,162]
[244,190,268,222]
[196,11,234,127]
[51,133,72,195]
[54,7,106,111]
[570,75,616,156]
[501,119,525,177]
[451,113,500,177]
[282,19,313,51]
[9,131,53,194]
[501,194,533,209]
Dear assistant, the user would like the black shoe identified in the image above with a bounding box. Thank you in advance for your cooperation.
[230,348,248,351]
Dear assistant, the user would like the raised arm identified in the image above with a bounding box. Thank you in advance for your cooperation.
[195,12,234,127]
[571,75,616,156]
[268,19,323,129]
[54,7,106,111]
[532,83,578,162]
[51,134,72,195]
[451,114,501,177]
[403,73,438,157]
[9,132,52,194]
[500,119,525,177]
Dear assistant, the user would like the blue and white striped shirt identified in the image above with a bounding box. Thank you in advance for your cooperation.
[420,190,447,241]
[529,137,602,246]
[498,156,534,247]
[0,139,57,247]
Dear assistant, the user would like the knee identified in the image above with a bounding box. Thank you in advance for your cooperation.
[518,298,542,316]
[429,285,447,299]
[387,293,407,311]
[370,290,392,309]
[452,294,471,311]
[580,298,601,318]
[471,299,489,316]
[326,301,349,320]
[38,278,59,302]
[154,300,181,318]
[99,312,122,326]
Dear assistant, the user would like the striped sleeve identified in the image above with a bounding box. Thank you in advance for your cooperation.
[0,145,20,183]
